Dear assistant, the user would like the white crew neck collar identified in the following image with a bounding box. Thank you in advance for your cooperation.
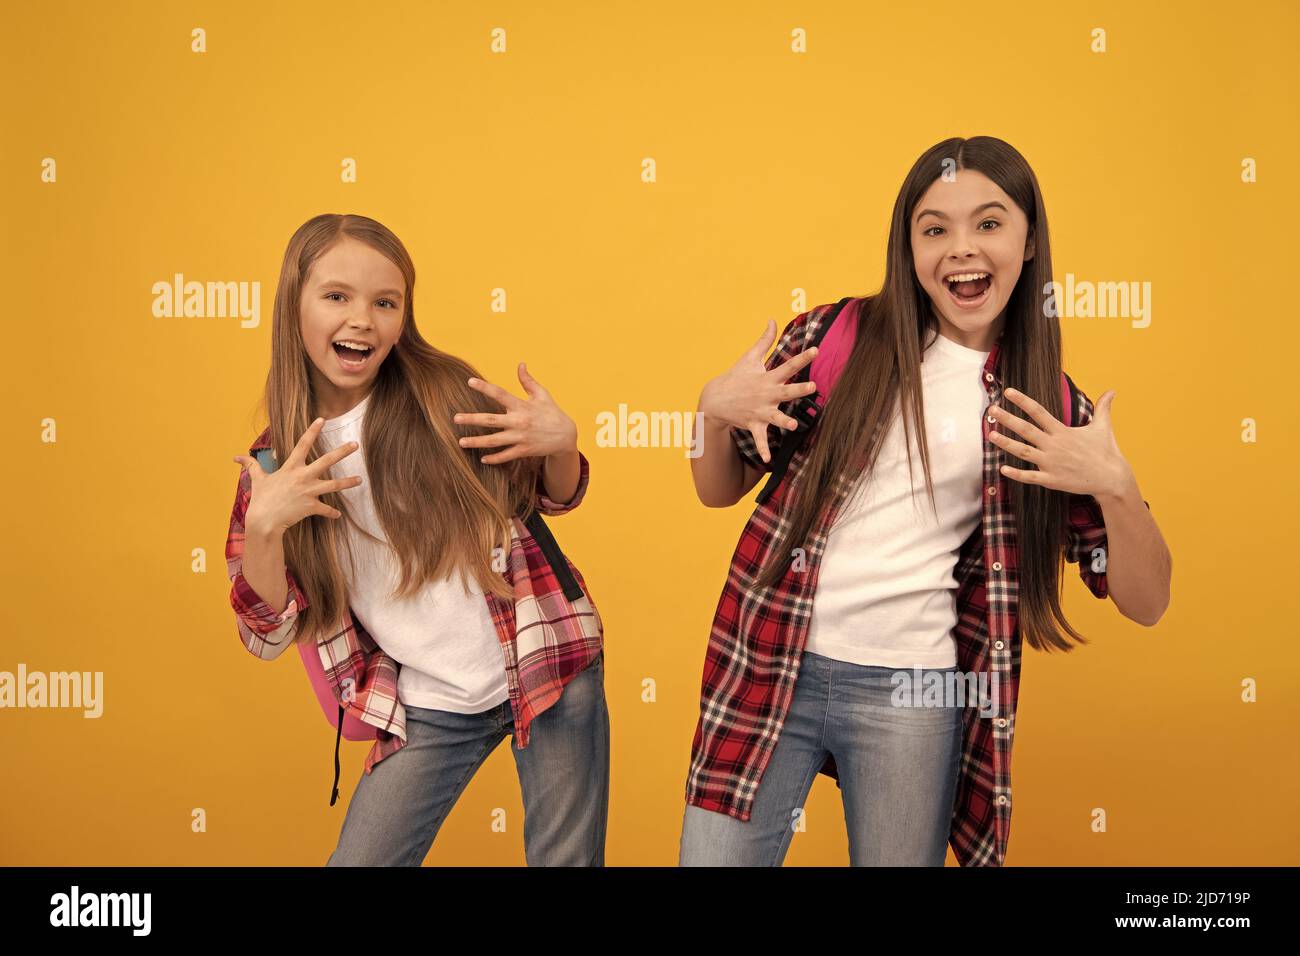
[321,391,371,432]
[926,328,991,364]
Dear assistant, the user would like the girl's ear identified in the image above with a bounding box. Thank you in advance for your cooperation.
[1023,233,1036,262]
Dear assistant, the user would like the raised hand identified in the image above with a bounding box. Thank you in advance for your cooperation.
[453,362,578,465]
[990,387,1136,501]
[232,418,364,536]
[698,319,821,463]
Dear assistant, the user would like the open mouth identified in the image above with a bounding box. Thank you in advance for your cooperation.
[944,271,992,309]
[332,341,374,372]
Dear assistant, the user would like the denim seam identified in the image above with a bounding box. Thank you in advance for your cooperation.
[818,658,834,753]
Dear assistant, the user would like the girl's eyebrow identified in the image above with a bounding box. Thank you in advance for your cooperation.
[914,201,1009,223]
[317,278,405,300]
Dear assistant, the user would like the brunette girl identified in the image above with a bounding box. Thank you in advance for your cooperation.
[680,137,1171,866]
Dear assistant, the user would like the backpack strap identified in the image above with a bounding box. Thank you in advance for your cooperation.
[250,443,582,600]
[754,296,855,506]
[524,510,585,601]
[330,705,343,806]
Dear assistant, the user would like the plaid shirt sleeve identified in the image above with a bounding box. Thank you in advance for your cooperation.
[1063,383,1150,600]
[225,465,310,661]
[729,305,825,473]
[534,449,590,516]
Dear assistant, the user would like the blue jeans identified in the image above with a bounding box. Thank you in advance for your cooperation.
[679,651,963,866]
[326,652,609,866]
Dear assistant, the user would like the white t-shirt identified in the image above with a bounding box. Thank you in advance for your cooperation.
[805,329,990,669]
[316,392,510,713]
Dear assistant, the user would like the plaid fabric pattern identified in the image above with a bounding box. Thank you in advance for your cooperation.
[685,298,1126,866]
[226,434,601,776]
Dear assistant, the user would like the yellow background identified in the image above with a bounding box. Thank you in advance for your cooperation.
[2,0,1296,865]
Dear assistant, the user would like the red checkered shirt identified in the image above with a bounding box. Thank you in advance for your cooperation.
[225,436,602,777]
[685,298,1143,866]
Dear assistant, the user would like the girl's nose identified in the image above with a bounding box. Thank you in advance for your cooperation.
[946,229,978,257]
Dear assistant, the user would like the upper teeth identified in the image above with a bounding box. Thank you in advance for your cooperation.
[335,341,372,351]
[946,272,989,283]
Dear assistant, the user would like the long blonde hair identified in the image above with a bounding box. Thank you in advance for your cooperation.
[260,213,538,643]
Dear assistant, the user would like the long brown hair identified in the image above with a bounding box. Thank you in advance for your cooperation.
[754,136,1086,653]
[261,213,538,644]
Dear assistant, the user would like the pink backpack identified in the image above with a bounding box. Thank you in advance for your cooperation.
[756,296,1074,505]
[296,638,376,742]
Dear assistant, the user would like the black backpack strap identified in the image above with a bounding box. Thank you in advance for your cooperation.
[524,510,585,602]
[754,296,855,507]
[1061,369,1078,427]
[329,704,343,806]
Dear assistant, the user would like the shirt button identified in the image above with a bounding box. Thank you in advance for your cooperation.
[996,718,1007,728]
[987,486,997,496]
[984,372,994,382]
[986,414,996,424]
[992,561,1002,571]
[996,794,1008,806]
[994,640,1004,650]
